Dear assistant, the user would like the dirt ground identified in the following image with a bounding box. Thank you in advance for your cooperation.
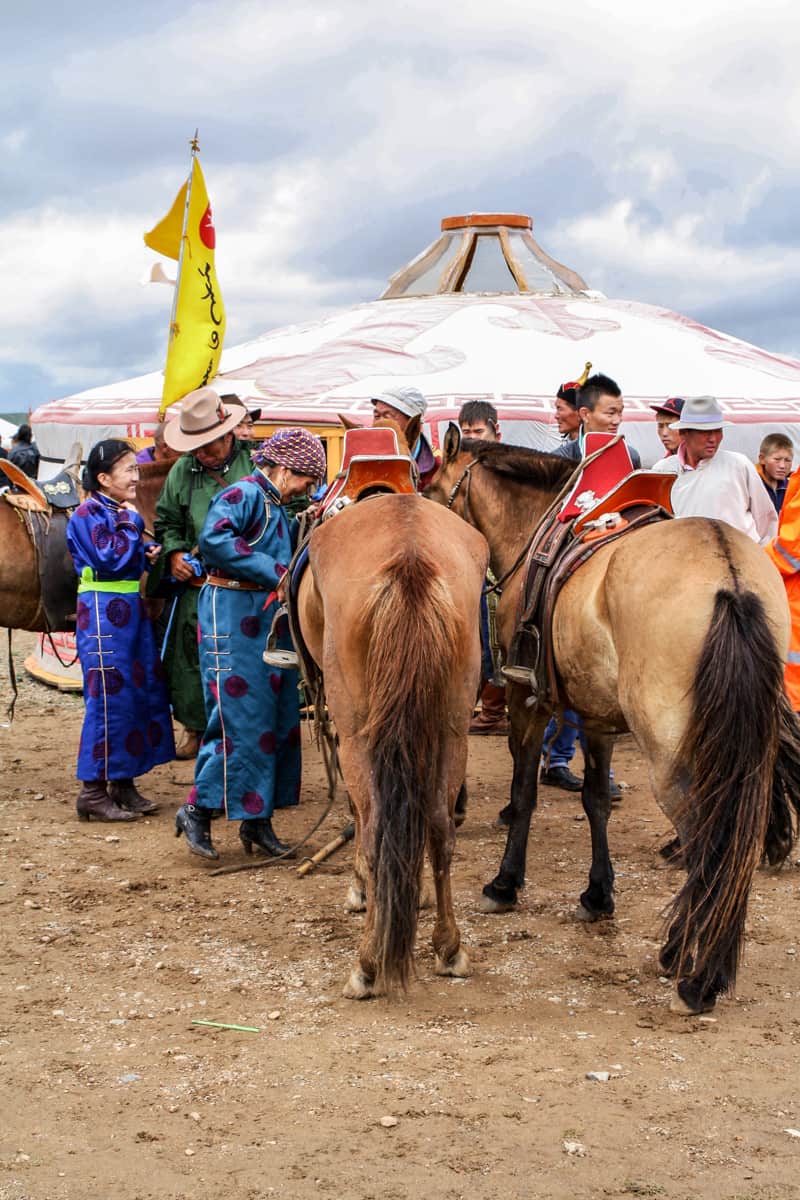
[2,632,800,1200]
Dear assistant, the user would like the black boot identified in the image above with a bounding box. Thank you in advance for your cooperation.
[239,818,296,859]
[76,780,136,823]
[175,803,219,860]
[109,779,160,815]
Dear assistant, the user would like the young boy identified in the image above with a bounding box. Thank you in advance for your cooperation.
[757,433,794,514]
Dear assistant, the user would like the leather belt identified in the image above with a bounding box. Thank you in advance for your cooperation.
[188,575,206,588]
[206,573,262,592]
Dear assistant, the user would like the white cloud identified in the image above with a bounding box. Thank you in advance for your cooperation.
[3,0,800,409]
[560,197,800,312]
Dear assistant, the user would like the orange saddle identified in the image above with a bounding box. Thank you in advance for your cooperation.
[320,427,417,518]
[573,470,674,534]
[558,433,673,529]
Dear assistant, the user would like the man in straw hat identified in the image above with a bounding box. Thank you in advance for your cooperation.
[174,427,326,861]
[153,387,254,758]
[652,395,777,544]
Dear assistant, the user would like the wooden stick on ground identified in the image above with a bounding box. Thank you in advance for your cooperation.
[296,821,355,877]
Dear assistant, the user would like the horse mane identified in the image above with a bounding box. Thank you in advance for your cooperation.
[461,439,575,492]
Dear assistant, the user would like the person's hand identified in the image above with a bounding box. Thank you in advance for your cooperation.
[120,501,140,515]
[169,550,195,582]
[145,543,162,565]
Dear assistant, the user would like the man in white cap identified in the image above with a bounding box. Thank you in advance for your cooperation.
[371,384,441,488]
[652,395,777,544]
[153,387,254,758]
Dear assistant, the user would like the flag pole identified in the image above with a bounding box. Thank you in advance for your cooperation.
[159,130,199,417]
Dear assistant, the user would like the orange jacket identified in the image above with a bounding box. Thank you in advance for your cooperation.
[765,471,800,710]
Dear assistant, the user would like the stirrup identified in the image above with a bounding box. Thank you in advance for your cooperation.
[500,664,539,688]
[262,603,299,669]
[502,624,540,696]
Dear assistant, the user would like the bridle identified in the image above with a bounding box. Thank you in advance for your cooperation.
[445,458,479,521]
[444,456,535,596]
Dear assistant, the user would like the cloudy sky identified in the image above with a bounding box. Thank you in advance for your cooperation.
[1,0,799,414]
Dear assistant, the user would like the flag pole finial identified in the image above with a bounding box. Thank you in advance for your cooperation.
[190,128,200,154]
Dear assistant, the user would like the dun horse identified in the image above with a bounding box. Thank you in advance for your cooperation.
[0,460,170,633]
[296,493,488,998]
[427,429,800,1015]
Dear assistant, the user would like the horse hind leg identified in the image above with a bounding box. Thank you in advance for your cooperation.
[342,876,381,999]
[335,748,380,998]
[344,800,367,912]
[480,700,548,913]
[576,732,615,922]
[428,781,469,979]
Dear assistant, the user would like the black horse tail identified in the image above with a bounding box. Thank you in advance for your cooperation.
[664,587,799,1010]
[361,546,460,994]
[765,691,800,864]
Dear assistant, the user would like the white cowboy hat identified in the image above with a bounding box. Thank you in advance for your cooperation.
[670,395,731,431]
[164,387,247,452]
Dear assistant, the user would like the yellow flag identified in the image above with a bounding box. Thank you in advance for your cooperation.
[143,181,187,260]
[146,159,227,416]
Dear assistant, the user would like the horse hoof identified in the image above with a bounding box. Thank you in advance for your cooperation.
[344,885,366,913]
[478,894,516,914]
[669,990,716,1016]
[575,904,601,923]
[435,948,470,978]
[342,968,375,1000]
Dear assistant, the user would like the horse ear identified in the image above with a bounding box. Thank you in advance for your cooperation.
[337,413,362,431]
[443,422,462,463]
[403,414,422,451]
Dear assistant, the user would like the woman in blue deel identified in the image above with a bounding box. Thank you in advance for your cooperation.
[66,439,175,822]
[174,427,326,862]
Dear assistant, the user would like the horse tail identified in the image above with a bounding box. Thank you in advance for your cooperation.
[665,586,792,1006]
[765,691,800,864]
[362,545,461,994]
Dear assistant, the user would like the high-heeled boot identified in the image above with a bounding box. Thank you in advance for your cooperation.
[175,803,219,860]
[239,818,295,858]
[76,780,136,823]
[109,779,160,815]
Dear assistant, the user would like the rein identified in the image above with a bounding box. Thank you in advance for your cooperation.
[43,630,80,670]
[445,457,563,597]
[4,629,17,725]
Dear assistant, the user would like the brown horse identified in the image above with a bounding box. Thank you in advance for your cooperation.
[426,429,800,1015]
[296,493,488,998]
[0,460,171,633]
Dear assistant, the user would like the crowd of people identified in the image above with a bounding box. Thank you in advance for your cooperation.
[61,374,800,853]
[459,372,800,803]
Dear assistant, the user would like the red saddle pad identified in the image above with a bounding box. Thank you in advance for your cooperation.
[558,435,634,522]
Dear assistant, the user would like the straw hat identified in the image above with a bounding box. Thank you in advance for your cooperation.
[164,387,247,452]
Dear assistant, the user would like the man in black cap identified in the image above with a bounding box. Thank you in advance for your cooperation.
[651,397,684,458]
[233,404,262,442]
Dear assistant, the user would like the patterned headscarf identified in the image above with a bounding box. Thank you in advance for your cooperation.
[253,427,327,482]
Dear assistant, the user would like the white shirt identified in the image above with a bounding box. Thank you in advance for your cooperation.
[652,446,778,545]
